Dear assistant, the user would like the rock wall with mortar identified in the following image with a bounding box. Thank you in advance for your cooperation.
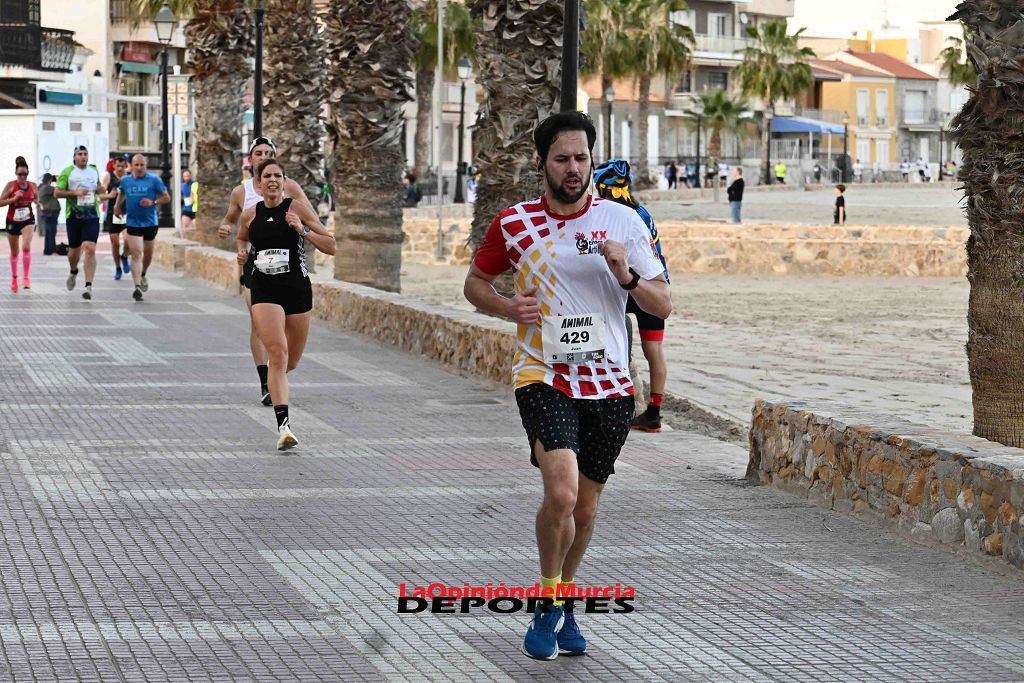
[748,399,1024,570]
[400,210,967,277]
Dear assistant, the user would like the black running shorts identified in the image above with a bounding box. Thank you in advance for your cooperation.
[5,220,33,236]
[66,216,100,248]
[242,250,255,288]
[126,226,159,241]
[514,381,635,485]
[249,274,313,316]
[626,294,665,341]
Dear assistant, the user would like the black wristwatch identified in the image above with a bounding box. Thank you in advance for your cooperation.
[619,268,640,290]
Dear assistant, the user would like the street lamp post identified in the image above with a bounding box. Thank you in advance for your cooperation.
[693,97,704,191]
[453,57,472,204]
[604,85,615,160]
[938,124,945,181]
[253,0,265,137]
[154,2,177,229]
[841,111,850,182]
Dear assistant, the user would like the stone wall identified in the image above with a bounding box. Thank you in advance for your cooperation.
[398,208,967,277]
[748,399,1024,570]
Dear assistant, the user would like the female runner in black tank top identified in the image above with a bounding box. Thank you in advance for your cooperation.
[237,159,336,451]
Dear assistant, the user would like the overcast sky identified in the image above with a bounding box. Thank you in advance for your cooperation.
[792,0,957,35]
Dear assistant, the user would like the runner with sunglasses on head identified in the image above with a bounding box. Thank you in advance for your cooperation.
[218,136,319,406]
[0,157,37,292]
[593,158,671,432]
[55,146,102,300]
[237,158,336,450]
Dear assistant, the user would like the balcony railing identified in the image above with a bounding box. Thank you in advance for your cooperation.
[792,107,846,124]
[694,34,750,56]
[110,0,129,24]
[0,25,74,72]
[903,108,945,125]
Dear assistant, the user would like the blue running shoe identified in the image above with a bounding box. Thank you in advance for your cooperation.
[557,610,587,656]
[522,603,563,660]
[114,268,122,281]
[122,255,131,273]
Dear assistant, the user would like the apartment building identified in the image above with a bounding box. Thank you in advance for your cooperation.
[580,0,797,174]
[35,0,187,156]
[0,0,113,180]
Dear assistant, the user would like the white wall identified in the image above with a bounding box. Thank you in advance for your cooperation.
[42,0,111,82]
[0,115,39,182]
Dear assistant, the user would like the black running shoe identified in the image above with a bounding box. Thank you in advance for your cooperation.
[631,411,662,433]
[132,286,143,302]
[261,389,272,406]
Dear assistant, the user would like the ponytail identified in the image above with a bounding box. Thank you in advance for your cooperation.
[14,156,28,173]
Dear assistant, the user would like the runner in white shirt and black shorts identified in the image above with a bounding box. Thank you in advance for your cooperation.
[465,111,672,662]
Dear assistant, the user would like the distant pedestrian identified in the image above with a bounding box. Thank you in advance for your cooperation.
[918,157,932,182]
[181,169,197,231]
[944,160,957,179]
[834,184,847,225]
[813,159,822,184]
[774,160,787,184]
[718,161,728,187]
[403,172,422,208]
[686,162,698,188]
[900,158,911,182]
[666,161,678,189]
[727,167,744,223]
[853,159,864,183]
[36,173,61,255]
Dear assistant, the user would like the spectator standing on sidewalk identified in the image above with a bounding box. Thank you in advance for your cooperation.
[853,159,864,183]
[36,173,61,255]
[834,184,847,225]
[774,160,787,184]
[727,167,744,224]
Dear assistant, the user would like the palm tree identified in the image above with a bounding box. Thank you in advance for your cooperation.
[264,0,326,270]
[582,0,629,160]
[733,19,814,185]
[410,0,476,179]
[467,0,566,255]
[939,35,976,88]
[628,0,692,184]
[322,0,415,292]
[948,4,1024,446]
[680,88,750,162]
[183,1,254,247]
[130,0,253,248]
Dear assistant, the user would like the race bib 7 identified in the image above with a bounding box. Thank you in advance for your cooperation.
[254,248,290,275]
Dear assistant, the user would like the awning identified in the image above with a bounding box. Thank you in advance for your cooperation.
[770,115,846,135]
[118,60,160,74]
[39,90,82,105]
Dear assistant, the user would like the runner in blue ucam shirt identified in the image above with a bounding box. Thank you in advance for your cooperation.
[114,154,169,302]
[593,158,670,433]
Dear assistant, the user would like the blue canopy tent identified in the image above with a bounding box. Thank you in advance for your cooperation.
[770,116,846,136]
[768,116,847,178]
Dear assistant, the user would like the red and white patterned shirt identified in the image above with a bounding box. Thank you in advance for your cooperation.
[475,195,664,399]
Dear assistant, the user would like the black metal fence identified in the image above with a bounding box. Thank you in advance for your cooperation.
[0,24,74,72]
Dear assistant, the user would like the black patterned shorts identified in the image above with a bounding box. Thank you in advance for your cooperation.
[514,381,635,485]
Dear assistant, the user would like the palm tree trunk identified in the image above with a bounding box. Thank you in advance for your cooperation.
[265,0,325,273]
[636,75,651,186]
[760,106,771,185]
[323,0,416,293]
[950,2,1024,446]
[414,67,433,179]
[709,127,722,162]
[600,74,612,159]
[186,0,253,249]
[467,0,565,257]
